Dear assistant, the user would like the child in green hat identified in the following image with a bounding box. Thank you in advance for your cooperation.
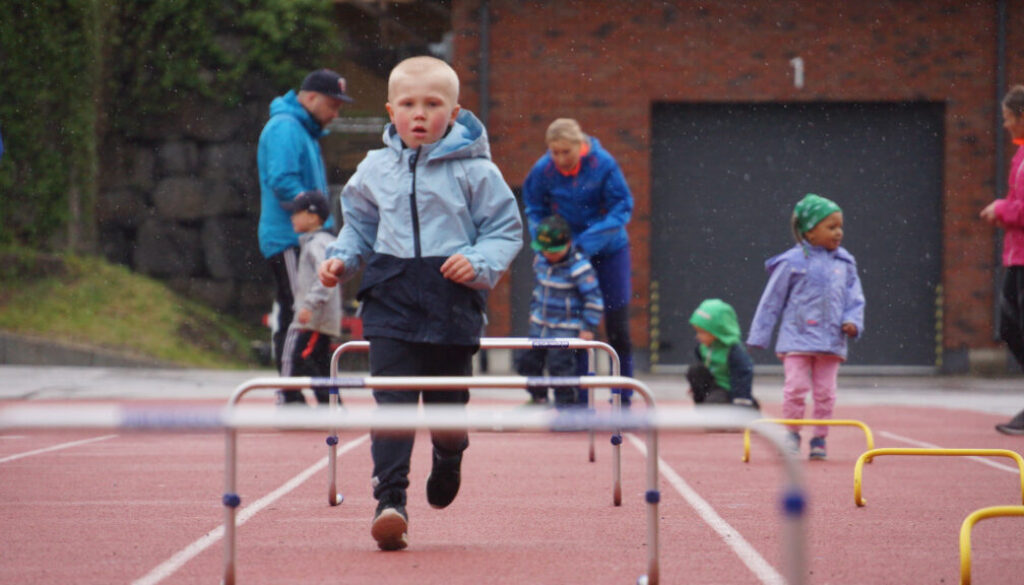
[687,298,759,408]
[748,193,866,461]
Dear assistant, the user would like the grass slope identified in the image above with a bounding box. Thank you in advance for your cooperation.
[0,247,263,368]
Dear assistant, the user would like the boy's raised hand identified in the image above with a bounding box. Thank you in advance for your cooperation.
[579,330,595,341]
[318,258,345,287]
[440,253,475,283]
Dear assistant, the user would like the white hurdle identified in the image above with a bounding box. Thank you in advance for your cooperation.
[0,376,806,585]
[322,338,625,506]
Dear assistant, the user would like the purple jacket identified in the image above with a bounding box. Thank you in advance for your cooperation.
[747,244,865,359]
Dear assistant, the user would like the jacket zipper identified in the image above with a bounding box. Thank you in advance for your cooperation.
[409,147,422,258]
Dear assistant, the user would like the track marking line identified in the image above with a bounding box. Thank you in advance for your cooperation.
[879,430,1022,473]
[131,433,370,585]
[626,432,785,585]
[0,434,118,464]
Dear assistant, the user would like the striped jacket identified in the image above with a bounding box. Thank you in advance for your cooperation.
[528,246,604,332]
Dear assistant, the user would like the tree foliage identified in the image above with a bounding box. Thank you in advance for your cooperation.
[0,0,340,248]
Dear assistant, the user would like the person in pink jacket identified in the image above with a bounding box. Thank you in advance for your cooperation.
[981,84,1024,436]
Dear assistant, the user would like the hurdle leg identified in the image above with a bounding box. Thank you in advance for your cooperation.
[326,387,343,506]
[222,428,240,585]
[960,505,1024,585]
[586,348,596,463]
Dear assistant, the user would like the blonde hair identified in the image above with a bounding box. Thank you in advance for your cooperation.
[546,118,586,144]
[388,56,460,103]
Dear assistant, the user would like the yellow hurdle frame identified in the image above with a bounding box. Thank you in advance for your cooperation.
[959,505,1024,585]
[853,448,1024,507]
[742,419,875,462]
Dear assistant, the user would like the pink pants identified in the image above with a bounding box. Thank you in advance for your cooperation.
[782,354,842,438]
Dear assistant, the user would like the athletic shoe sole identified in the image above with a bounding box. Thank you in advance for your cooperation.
[996,423,1024,436]
[371,508,408,551]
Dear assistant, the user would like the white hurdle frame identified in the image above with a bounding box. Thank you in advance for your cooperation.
[322,337,625,506]
[0,378,806,585]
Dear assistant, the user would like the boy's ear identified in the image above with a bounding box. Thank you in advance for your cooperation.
[449,103,461,125]
[385,102,396,122]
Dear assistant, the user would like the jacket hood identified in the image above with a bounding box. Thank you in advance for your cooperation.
[382,109,491,161]
[269,90,325,138]
[689,298,741,346]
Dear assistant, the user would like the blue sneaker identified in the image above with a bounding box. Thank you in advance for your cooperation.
[809,437,827,461]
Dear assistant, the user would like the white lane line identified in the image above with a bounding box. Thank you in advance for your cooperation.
[879,430,1022,473]
[131,433,370,585]
[626,433,785,585]
[0,434,118,463]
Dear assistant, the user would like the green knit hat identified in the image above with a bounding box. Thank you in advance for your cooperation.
[793,193,842,235]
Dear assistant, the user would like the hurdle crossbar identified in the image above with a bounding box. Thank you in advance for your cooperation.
[854,447,1024,507]
[959,505,1024,585]
[742,419,875,463]
[0,376,807,585]
[325,338,625,506]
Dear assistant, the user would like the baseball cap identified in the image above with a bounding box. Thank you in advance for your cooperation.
[531,215,571,253]
[285,190,330,221]
[300,69,354,103]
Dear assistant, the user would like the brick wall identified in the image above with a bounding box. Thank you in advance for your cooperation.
[454,0,1019,366]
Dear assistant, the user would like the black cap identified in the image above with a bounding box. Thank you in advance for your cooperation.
[300,69,354,103]
[285,190,330,221]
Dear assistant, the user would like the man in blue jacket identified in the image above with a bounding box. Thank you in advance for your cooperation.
[257,69,351,374]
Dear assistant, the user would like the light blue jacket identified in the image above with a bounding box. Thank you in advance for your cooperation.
[522,137,633,257]
[747,244,865,359]
[326,109,523,291]
[257,90,334,258]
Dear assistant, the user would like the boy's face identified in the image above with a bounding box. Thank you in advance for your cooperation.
[804,211,844,251]
[386,71,460,148]
[291,210,323,234]
[541,247,570,263]
[694,325,715,347]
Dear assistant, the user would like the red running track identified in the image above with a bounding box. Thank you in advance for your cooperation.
[2,395,1023,584]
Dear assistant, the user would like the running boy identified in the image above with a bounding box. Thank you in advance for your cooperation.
[318,56,523,550]
[279,190,341,406]
[748,193,865,460]
[686,298,759,408]
[516,215,604,408]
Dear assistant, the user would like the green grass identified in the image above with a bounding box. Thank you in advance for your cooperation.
[0,246,264,368]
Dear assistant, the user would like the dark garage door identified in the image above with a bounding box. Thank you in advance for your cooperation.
[650,102,944,370]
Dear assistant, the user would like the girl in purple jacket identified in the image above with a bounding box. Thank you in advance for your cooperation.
[748,194,866,460]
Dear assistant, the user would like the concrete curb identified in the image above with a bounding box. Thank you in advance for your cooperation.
[0,331,178,368]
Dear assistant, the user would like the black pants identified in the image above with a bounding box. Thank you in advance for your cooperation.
[281,328,333,405]
[368,337,476,503]
[266,248,299,372]
[999,266,1024,370]
[686,364,730,404]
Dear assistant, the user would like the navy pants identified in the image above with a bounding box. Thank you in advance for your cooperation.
[516,324,583,406]
[580,245,634,400]
[368,337,475,504]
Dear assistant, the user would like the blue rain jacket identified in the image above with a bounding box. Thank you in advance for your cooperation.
[528,246,605,333]
[522,137,633,257]
[257,90,334,258]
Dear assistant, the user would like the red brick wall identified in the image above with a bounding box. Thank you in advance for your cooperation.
[454,0,1015,362]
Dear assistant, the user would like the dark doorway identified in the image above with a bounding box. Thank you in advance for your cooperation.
[650,102,944,370]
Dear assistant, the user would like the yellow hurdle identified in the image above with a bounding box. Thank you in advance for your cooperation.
[959,505,1024,585]
[853,448,1024,507]
[742,419,874,462]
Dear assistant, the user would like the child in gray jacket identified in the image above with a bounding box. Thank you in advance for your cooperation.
[279,190,341,406]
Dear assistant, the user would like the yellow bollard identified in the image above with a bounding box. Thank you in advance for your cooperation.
[959,505,1024,585]
[853,448,1024,507]
[743,419,874,462]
